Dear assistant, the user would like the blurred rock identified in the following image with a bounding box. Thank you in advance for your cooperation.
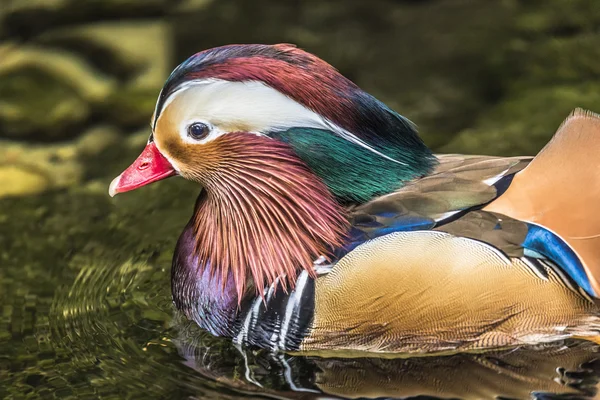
[37,21,171,89]
[38,21,172,128]
[77,126,122,156]
[0,42,114,101]
[1,0,177,39]
[102,86,162,129]
[0,67,89,140]
[0,126,120,198]
[0,166,49,197]
[0,19,171,140]
[174,0,215,12]
[0,43,104,140]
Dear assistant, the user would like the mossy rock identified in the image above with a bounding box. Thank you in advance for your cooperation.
[0,19,171,139]
[1,0,177,39]
[0,67,90,140]
[0,126,121,198]
[36,21,172,89]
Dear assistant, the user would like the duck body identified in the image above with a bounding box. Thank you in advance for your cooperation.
[171,151,600,354]
[110,44,600,355]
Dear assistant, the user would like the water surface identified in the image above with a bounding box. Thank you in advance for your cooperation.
[2,183,600,399]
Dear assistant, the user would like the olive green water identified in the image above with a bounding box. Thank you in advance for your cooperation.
[2,0,600,399]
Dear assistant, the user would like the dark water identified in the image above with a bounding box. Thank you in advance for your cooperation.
[3,0,600,398]
[2,170,600,400]
[3,186,600,399]
[3,193,600,400]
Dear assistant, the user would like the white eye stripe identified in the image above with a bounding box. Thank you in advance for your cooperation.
[154,78,403,165]
[162,79,325,135]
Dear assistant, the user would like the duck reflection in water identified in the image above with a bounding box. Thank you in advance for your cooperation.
[173,320,600,400]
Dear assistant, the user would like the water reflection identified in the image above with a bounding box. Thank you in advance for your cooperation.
[33,250,600,400]
[176,320,600,400]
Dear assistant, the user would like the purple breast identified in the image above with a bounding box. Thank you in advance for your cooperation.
[171,219,316,350]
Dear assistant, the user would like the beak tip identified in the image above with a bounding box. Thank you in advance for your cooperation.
[108,142,176,197]
[108,175,121,197]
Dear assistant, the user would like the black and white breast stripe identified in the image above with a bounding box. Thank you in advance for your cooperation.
[233,270,315,351]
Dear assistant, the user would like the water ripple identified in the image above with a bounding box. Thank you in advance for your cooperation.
[5,248,600,400]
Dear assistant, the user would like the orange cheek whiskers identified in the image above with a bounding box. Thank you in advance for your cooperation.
[187,133,349,302]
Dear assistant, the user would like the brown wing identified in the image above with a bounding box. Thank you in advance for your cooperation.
[349,155,531,237]
[434,210,529,257]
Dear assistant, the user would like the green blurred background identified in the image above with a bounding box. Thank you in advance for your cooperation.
[2,0,600,198]
[1,0,600,398]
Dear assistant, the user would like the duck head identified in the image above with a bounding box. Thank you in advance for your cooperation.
[109,44,436,300]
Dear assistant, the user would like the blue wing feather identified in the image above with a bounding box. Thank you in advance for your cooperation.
[522,223,595,297]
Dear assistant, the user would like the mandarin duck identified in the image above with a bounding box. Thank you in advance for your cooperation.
[109,44,600,356]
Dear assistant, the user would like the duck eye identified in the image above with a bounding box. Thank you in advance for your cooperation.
[187,122,210,140]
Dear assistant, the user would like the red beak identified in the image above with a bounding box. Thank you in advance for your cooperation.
[109,142,177,197]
